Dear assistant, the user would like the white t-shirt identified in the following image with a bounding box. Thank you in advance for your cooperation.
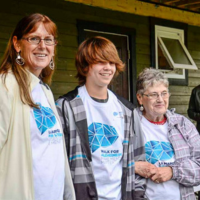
[78,85,124,200]
[141,116,180,200]
[30,83,65,200]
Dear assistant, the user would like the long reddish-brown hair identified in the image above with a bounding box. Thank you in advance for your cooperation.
[75,36,125,85]
[0,13,58,108]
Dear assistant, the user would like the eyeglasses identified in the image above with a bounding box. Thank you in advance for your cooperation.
[142,91,171,100]
[21,36,57,46]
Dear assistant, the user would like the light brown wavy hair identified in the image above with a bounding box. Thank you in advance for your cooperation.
[75,36,125,85]
[0,13,58,108]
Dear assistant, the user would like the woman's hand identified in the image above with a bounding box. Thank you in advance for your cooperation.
[135,161,158,178]
[150,167,173,183]
[135,162,173,184]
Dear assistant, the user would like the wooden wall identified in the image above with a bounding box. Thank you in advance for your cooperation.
[0,0,150,97]
[169,26,200,118]
[0,0,200,119]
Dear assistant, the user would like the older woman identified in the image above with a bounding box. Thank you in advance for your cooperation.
[134,68,200,200]
[0,13,75,200]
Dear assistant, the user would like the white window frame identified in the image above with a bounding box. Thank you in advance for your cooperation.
[155,25,197,79]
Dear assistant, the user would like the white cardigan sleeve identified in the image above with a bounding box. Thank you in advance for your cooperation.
[0,77,13,152]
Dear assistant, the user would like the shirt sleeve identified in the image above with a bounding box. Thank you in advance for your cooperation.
[171,116,200,186]
[56,98,70,132]
[56,98,76,200]
[0,78,12,152]
[133,110,148,199]
[56,98,70,153]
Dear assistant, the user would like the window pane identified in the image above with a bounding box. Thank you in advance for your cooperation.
[161,38,192,65]
[158,42,172,70]
[157,38,184,76]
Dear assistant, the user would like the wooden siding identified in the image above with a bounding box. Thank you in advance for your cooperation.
[66,0,200,26]
[0,0,150,100]
[0,0,200,120]
[166,24,200,118]
[138,0,200,13]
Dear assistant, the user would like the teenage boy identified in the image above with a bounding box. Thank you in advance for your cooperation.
[56,36,146,200]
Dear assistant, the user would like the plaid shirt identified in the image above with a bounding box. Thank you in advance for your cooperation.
[56,87,147,200]
[134,108,200,200]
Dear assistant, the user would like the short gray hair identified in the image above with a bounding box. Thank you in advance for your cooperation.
[136,68,169,94]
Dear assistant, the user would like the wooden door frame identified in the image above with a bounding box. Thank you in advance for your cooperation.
[77,20,137,105]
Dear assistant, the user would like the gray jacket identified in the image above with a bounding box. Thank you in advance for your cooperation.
[56,87,147,200]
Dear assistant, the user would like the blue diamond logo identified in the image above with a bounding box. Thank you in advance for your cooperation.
[145,141,174,164]
[88,123,118,153]
[33,103,56,134]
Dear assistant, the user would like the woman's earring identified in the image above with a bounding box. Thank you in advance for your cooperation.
[49,58,54,70]
[15,52,25,66]
[140,104,144,111]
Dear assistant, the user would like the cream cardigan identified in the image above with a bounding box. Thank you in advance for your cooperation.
[0,71,75,200]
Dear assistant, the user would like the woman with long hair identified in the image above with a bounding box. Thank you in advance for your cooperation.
[0,13,75,200]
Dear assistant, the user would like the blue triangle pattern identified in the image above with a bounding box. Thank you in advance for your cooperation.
[145,141,175,164]
[33,103,56,135]
[88,122,119,152]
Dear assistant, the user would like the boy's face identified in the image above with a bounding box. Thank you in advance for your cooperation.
[86,61,116,89]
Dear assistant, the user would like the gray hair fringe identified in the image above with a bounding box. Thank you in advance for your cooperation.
[136,68,169,94]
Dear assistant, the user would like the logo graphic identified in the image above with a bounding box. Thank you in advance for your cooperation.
[33,103,56,134]
[113,111,124,118]
[145,141,174,164]
[113,112,118,116]
[88,122,118,153]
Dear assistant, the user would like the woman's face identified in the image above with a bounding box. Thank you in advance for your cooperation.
[13,22,55,77]
[137,82,169,121]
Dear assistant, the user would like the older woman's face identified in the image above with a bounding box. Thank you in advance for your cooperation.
[13,23,55,77]
[137,82,169,121]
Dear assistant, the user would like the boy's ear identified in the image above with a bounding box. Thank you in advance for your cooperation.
[84,65,91,74]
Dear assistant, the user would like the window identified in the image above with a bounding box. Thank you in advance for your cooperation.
[155,25,197,79]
